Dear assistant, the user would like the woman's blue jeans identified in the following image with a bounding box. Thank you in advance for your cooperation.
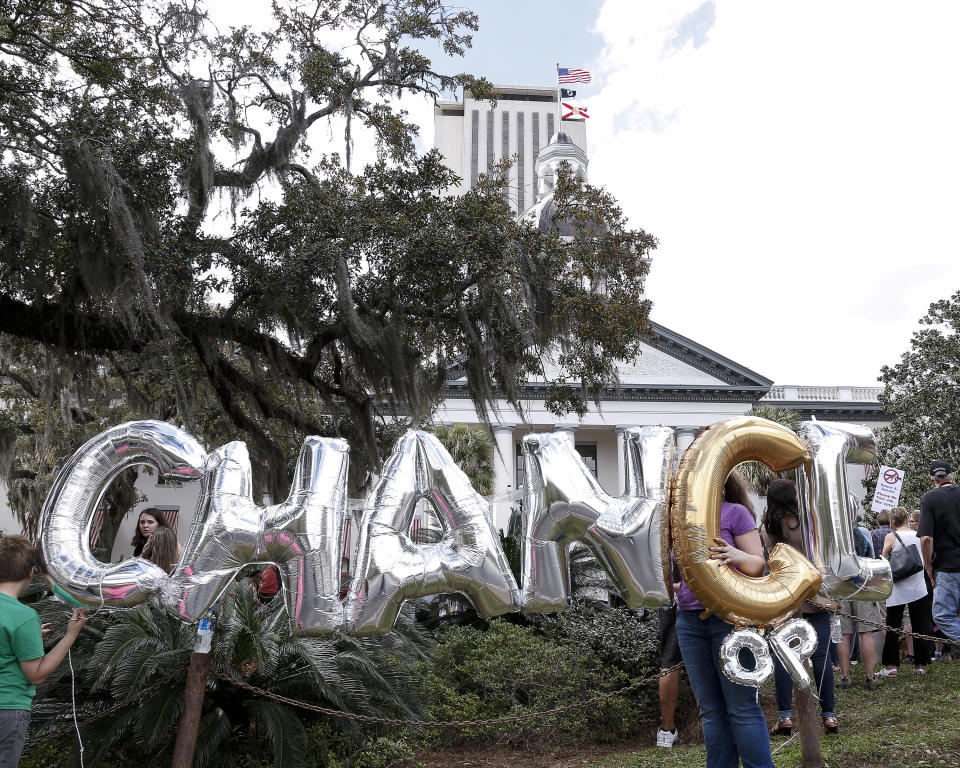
[773,611,836,719]
[676,610,774,768]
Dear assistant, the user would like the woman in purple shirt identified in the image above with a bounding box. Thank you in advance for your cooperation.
[674,472,773,768]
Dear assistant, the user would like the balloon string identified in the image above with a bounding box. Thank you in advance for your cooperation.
[69,649,85,768]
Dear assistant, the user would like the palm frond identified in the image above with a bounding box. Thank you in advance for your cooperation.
[136,677,185,748]
[193,707,235,768]
[79,705,139,767]
[244,700,308,768]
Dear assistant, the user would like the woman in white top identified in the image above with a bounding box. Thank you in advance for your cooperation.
[877,506,934,676]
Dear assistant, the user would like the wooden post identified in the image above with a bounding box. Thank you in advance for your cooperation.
[795,686,823,768]
[171,652,211,768]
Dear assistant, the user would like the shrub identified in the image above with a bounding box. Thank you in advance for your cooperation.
[537,599,660,679]
[352,737,417,768]
[418,618,648,747]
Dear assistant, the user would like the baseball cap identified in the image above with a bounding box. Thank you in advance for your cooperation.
[930,460,953,477]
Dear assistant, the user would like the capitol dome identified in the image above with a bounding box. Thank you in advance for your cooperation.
[521,130,590,237]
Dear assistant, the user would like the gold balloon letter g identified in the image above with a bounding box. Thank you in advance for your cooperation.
[671,416,823,628]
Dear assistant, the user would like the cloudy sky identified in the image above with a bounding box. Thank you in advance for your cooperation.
[417,0,960,386]
[221,1,960,386]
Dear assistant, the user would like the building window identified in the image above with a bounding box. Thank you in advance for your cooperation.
[516,443,524,490]
[501,111,510,200]
[486,110,494,170]
[576,444,598,478]
[547,112,555,140]
[517,111,525,212]
[515,441,598,488]
[532,112,540,169]
[470,109,479,188]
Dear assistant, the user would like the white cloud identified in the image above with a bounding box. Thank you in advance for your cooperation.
[589,0,960,384]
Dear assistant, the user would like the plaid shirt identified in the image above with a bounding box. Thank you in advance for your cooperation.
[871,525,892,557]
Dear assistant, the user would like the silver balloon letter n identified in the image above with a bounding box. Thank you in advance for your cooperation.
[520,426,674,612]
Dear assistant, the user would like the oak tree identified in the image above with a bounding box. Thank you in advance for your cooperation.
[0,0,656,543]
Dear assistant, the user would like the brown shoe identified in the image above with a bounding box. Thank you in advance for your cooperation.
[823,716,839,734]
[771,717,792,736]
[864,676,883,690]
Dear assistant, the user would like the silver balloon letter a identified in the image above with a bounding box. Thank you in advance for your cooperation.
[345,431,520,635]
[520,426,674,613]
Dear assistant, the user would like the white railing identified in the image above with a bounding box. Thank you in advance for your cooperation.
[762,386,882,403]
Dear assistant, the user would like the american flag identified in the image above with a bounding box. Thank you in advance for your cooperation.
[558,67,591,84]
[89,507,106,548]
[157,506,180,532]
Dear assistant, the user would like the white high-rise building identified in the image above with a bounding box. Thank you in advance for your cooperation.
[433,85,587,214]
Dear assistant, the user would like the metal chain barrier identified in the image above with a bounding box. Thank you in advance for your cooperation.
[208,662,685,729]
[806,600,949,645]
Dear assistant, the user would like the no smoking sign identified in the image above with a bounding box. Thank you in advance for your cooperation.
[872,464,905,512]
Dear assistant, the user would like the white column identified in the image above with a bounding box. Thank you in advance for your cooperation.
[615,425,633,497]
[492,423,517,532]
[554,422,578,450]
[675,425,701,456]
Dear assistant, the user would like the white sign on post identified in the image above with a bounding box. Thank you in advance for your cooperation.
[871,465,905,512]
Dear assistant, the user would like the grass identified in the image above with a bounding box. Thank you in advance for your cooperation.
[579,659,960,768]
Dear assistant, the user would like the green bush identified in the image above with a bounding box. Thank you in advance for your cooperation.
[352,737,417,768]
[302,723,419,768]
[537,599,660,679]
[418,617,651,747]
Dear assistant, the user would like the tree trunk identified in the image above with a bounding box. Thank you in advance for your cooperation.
[795,685,823,768]
[171,651,210,768]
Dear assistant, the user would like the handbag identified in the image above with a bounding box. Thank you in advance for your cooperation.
[889,532,924,582]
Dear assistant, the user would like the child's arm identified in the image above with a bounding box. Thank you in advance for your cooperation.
[19,609,86,685]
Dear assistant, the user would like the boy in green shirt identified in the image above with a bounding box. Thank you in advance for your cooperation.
[0,535,86,767]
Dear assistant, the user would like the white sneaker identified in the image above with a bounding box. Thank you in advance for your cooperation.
[656,728,679,748]
[876,667,898,678]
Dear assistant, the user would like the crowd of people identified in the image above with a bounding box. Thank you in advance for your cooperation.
[655,459,960,768]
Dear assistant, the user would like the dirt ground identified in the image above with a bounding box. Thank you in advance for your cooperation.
[415,738,650,768]
[415,691,779,767]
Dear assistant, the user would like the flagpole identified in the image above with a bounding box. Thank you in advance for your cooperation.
[555,61,561,132]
